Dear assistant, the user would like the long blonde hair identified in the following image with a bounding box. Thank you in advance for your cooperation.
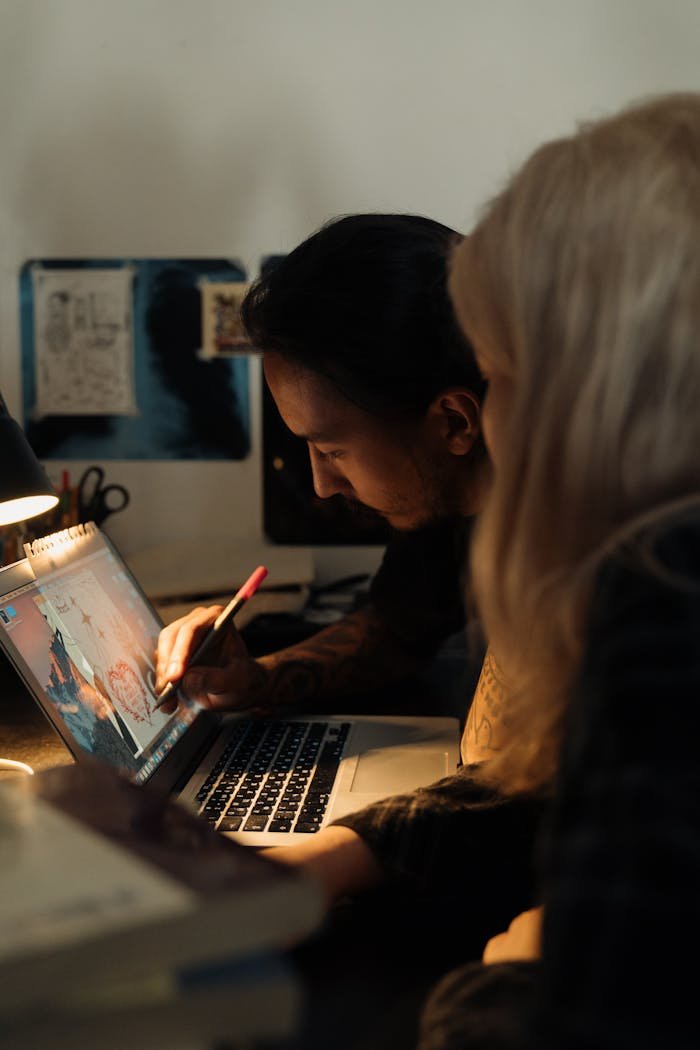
[452,93,700,794]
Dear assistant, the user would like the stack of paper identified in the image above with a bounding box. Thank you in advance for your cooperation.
[0,761,324,1049]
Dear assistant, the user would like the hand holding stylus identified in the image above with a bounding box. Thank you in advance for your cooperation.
[153,565,268,711]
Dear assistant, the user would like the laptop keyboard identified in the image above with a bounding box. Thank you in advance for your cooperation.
[195,720,351,834]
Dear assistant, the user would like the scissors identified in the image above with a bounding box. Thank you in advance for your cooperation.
[77,466,130,527]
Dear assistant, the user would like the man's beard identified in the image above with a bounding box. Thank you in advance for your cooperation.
[310,493,393,539]
[313,490,452,535]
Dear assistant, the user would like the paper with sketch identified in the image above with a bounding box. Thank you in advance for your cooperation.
[37,566,159,755]
[21,523,180,774]
[31,266,137,416]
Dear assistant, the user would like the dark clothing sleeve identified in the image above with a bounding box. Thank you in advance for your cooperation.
[369,516,473,654]
[418,962,537,1050]
[531,517,700,1050]
[332,765,544,936]
[333,516,544,950]
[417,513,700,1050]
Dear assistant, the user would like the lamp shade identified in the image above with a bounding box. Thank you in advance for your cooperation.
[0,395,58,526]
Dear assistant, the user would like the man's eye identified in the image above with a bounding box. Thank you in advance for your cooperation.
[318,449,344,461]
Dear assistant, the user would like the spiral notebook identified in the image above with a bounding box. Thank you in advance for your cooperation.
[0,523,459,845]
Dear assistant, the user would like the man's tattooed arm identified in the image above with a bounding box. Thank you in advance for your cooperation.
[255,605,428,709]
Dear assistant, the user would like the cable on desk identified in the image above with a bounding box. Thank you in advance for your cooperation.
[0,758,34,776]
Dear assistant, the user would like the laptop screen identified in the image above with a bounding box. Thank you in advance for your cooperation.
[0,530,198,784]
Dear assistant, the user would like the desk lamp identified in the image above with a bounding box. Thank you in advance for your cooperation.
[0,392,58,778]
[0,391,58,526]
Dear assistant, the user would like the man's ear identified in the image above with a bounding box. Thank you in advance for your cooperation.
[427,389,481,455]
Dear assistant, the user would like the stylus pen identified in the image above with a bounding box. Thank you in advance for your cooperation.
[153,564,269,711]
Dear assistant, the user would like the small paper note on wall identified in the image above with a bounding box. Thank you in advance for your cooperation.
[199,281,252,359]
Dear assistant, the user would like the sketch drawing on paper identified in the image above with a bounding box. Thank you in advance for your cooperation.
[36,565,162,757]
[32,267,138,416]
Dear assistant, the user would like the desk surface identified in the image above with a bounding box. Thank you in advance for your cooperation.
[0,655,73,773]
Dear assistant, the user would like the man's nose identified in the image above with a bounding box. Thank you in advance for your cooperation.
[308,447,351,499]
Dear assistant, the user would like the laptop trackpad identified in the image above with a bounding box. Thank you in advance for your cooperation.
[350,748,448,794]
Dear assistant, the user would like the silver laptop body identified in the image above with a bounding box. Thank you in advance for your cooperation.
[0,529,459,846]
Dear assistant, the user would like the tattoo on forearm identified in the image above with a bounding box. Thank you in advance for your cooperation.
[465,648,509,756]
[261,607,424,707]
[264,661,325,705]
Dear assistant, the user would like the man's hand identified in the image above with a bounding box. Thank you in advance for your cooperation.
[154,605,268,713]
[482,906,543,965]
[154,602,427,716]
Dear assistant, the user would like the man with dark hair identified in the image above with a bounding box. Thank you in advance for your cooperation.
[156,214,491,724]
[155,215,540,1047]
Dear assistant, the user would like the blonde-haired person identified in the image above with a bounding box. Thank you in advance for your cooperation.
[418,92,700,1049]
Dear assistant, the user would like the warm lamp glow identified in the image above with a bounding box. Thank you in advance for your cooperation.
[0,494,59,527]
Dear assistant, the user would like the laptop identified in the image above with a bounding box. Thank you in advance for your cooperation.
[0,524,459,846]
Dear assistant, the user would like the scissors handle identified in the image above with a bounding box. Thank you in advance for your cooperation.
[92,484,130,526]
[77,466,104,519]
[77,466,130,526]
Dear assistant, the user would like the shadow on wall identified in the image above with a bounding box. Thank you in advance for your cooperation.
[6,55,341,266]
[5,17,344,462]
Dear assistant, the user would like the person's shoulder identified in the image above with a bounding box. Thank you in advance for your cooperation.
[610,504,700,589]
[647,505,700,579]
[589,504,700,642]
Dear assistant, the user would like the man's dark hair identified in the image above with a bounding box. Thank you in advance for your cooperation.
[241,213,485,419]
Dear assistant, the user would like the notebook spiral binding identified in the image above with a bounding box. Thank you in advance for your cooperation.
[23,521,97,560]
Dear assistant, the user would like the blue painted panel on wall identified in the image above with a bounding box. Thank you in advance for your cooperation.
[19,258,250,461]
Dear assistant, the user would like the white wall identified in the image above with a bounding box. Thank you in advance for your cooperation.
[2,0,700,585]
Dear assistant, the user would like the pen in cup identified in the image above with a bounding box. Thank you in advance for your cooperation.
[153,564,269,712]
